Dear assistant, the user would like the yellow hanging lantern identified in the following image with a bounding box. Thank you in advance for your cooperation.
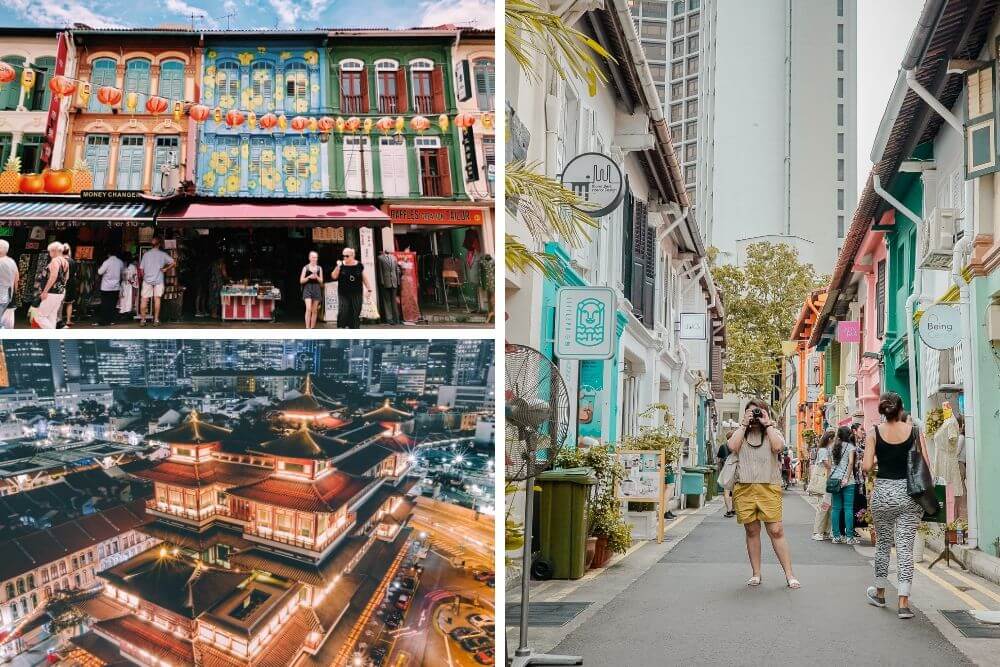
[438,113,449,132]
[172,101,184,122]
[363,118,373,134]
[247,111,257,129]
[481,112,494,130]
[20,69,35,91]
[213,107,223,123]
[335,117,345,133]
[394,116,405,135]
[74,82,91,108]
[125,91,138,113]
[308,117,318,132]
[277,114,287,131]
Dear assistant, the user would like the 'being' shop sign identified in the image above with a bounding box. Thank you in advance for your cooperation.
[918,303,962,350]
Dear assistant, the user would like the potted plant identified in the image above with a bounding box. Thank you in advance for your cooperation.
[856,507,874,545]
[619,404,686,539]
[944,518,968,545]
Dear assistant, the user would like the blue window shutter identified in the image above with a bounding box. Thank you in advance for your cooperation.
[116,136,145,190]
[251,62,274,112]
[84,135,111,189]
[89,59,117,112]
[152,136,180,194]
[158,60,185,102]
[217,61,240,107]
[124,59,151,101]
[473,59,494,112]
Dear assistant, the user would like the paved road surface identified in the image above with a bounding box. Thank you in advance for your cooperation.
[546,491,982,666]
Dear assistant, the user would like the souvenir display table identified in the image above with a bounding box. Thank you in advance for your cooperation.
[221,283,281,321]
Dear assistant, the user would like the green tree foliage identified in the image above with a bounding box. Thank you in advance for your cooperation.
[710,242,826,414]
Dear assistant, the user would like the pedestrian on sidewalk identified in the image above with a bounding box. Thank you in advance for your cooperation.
[717,436,735,518]
[863,392,931,620]
[727,399,800,589]
[829,426,858,545]
[810,429,834,541]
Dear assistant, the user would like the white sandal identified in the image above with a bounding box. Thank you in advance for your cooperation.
[746,575,762,587]
[786,577,801,589]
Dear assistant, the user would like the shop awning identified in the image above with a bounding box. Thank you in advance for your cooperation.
[158,202,391,227]
[0,199,159,222]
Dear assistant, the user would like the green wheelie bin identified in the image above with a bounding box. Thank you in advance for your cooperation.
[535,468,597,580]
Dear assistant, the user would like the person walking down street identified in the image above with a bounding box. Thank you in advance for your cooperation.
[209,256,228,319]
[829,426,858,545]
[717,437,735,518]
[863,392,931,620]
[118,253,138,318]
[139,237,175,326]
[61,243,78,327]
[96,249,124,326]
[332,247,372,329]
[728,399,800,589]
[0,240,19,328]
[300,251,323,329]
[376,248,402,325]
[32,241,68,329]
[810,430,835,541]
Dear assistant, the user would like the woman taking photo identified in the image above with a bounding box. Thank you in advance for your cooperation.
[810,430,834,541]
[863,392,930,619]
[829,426,858,545]
[300,251,323,329]
[728,399,800,589]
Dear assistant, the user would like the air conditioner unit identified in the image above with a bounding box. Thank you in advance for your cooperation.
[918,207,957,270]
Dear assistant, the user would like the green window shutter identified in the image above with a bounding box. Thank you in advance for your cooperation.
[158,60,185,102]
[29,57,55,112]
[965,60,999,178]
[84,135,110,188]
[0,134,11,167]
[0,56,25,110]
[89,59,117,112]
[116,135,145,190]
[18,135,44,173]
[152,135,179,194]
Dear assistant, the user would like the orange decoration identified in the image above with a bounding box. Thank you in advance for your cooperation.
[317,116,335,132]
[145,96,169,115]
[409,115,430,133]
[290,116,309,131]
[19,174,45,194]
[0,62,15,85]
[376,116,394,134]
[259,112,278,130]
[43,169,73,194]
[96,85,122,107]
[454,112,476,129]
[47,75,77,98]
[189,104,210,122]
[345,116,361,132]
[225,109,246,127]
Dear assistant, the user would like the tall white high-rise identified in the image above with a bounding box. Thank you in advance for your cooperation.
[699,0,858,272]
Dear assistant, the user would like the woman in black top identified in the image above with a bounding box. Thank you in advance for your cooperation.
[861,392,932,620]
[331,247,372,329]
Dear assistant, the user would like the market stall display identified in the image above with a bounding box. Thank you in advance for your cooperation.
[221,283,281,321]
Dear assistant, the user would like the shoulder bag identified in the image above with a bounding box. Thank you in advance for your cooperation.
[719,451,739,492]
[826,449,849,493]
[906,427,941,517]
[807,460,828,495]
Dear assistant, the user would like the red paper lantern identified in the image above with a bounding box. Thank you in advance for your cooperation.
[454,112,476,129]
[290,116,309,131]
[145,95,169,115]
[189,104,210,122]
[225,109,245,127]
[47,75,77,98]
[0,61,15,85]
[345,116,361,132]
[409,115,431,133]
[259,112,278,130]
[96,85,122,107]
[317,116,335,132]
[375,116,394,134]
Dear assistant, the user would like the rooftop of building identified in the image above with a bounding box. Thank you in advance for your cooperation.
[147,411,232,445]
[361,399,414,422]
[227,470,373,513]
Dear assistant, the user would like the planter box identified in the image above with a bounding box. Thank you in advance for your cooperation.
[625,511,657,541]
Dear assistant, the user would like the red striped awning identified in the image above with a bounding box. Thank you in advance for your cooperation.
[158,202,390,227]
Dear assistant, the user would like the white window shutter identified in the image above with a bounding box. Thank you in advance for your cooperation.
[965,61,999,178]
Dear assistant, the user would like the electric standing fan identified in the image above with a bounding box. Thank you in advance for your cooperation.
[505,344,581,667]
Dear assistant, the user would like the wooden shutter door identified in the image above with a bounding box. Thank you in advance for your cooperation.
[964,61,999,178]
[639,202,655,326]
[436,147,452,196]
[395,70,408,113]
[875,259,886,337]
[360,68,370,113]
[630,200,645,313]
[431,66,445,113]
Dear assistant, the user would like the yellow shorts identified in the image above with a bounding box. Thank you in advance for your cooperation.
[733,483,783,524]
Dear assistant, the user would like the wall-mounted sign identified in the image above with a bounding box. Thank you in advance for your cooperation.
[679,313,707,340]
[555,286,616,360]
[388,206,485,226]
[80,190,145,201]
[918,303,962,350]
[462,127,479,182]
[454,59,472,102]
[41,31,68,167]
[560,152,624,218]
[836,320,861,343]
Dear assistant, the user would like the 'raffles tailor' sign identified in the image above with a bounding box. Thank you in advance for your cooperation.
[560,152,624,217]
[80,190,145,201]
[462,127,479,182]
[389,206,485,225]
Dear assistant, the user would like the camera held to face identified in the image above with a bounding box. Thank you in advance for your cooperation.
[749,408,764,426]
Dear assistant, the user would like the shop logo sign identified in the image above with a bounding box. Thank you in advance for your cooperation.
[836,320,861,343]
[560,152,624,218]
[556,287,616,360]
[679,313,707,340]
[918,303,962,350]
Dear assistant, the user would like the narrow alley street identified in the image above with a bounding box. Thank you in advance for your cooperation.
[508,491,1000,666]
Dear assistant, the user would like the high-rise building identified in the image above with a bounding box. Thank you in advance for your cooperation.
[699,0,858,272]
[3,340,54,395]
[145,340,180,388]
[426,340,457,390]
[453,340,487,386]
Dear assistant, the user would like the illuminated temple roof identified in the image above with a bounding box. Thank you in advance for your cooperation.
[247,424,352,460]
[226,471,373,513]
[130,459,270,488]
[149,411,232,445]
[361,399,413,422]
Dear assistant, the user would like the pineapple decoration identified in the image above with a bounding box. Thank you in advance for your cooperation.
[0,155,21,194]
[69,160,93,194]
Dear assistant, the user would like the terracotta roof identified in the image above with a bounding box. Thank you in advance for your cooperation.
[94,615,194,665]
[130,460,269,488]
[230,542,365,590]
[227,472,372,513]
[335,444,394,476]
[361,399,413,422]
[248,426,352,460]
[135,521,253,552]
[67,631,133,666]
[148,412,232,445]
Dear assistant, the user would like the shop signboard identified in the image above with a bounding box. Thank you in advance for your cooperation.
[454,59,472,102]
[323,282,338,323]
[462,127,479,182]
[388,206,485,226]
[678,313,707,340]
[918,303,962,350]
[559,152,624,218]
[836,320,861,343]
[555,287,616,360]
[359,226,380,320]
[81,190,145,201]
[41,31,68,167]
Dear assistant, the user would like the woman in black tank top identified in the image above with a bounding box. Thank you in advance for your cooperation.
[873,426,914,480]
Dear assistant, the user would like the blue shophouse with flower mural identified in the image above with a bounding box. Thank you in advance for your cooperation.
[196,35,330,198]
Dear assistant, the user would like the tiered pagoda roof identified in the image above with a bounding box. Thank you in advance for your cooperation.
[361,399,413,422]
[248,424,352,460]
[131,459,269,488]
[226,471,371,513]
[151,411,232,445]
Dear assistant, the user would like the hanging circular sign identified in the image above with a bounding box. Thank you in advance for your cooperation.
[918,303,962,350]
[560,152,624,218]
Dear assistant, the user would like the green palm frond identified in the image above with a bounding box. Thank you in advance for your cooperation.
[505,161,598,248]
[506,0,612,82]
[505,234,565,280]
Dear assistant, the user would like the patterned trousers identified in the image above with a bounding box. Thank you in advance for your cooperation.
[871,478,924,597]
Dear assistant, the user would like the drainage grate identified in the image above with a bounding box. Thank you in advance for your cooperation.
[940,610,1000,638]
[506,602,592,627]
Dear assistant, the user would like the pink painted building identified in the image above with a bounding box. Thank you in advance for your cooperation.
[851,213,891,430]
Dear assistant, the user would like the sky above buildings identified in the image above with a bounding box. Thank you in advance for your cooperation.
[4,0,495,31]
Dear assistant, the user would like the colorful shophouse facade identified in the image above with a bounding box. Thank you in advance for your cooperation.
[0,27,60,174]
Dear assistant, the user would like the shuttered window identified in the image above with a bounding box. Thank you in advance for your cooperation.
[116,135,145,190]
[28,56,55,112]
[216,61,240,109]
[17,134,43,173]
[84,135,111,189]
[283,137,309,196]
[158,60,185,102]
[415,138,451,197]
[88,58,117,112]
[284,61,309,114]
[0,56,24,110]
[124,58,151,100]
[250,61,274,112]
[0,134,11,167]
[875,259,886,338]
[473,58,494,111]
[379,136,408,197]
[621,188,634,292]
[248,136,273,195]
[344,136,372,195]
[152,135,180,194]
[965,61,999,178]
